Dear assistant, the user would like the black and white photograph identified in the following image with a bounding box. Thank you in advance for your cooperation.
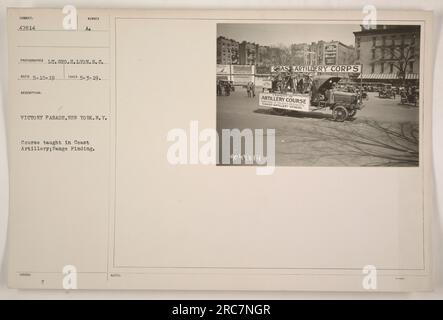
[217,23,421,167]
[1,4,439,298]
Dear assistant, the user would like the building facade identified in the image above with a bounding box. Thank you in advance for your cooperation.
[239,41,258,65]
[309,41,325,65]
[217,37,357,68]
[321,41,356,65]
[289,41,354,66]
[290,43,321,65]
[217,36,239,65]
[353,25,420,81]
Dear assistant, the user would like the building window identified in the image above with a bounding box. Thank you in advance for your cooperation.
[371,63,375,73]
[381,63,384,73]
[390,63,394,73]
[372,48,376,59]
[409,61,414,73]
[386,37,392,46]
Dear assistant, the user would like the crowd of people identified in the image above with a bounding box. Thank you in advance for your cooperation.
[269,72,314,94]
[217,70,317,98]
[216,80,234,96]
[218,72,419,105]
[216,79,256,98]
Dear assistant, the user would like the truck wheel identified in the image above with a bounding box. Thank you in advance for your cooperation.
[332,106,348,122]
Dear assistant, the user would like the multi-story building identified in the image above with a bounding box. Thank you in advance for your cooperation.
[309,41,325,65]
[217,36,239,65]
[217,37,357,70]
[239,41,258,65]
[321,41,356,65]
[304,50,317,65]
[251,45,284,67]
[353,25,420,82]
[290,41,354,66]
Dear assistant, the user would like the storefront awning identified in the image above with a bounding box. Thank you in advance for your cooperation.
[358,73,419,80]
[405,73,419,80]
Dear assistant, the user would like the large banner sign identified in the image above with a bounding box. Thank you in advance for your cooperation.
[232,74,254,85]
[232,65,254,74]
[271,65,291,73]
[216,64,231,75]
[216,74,231,81]
[324,44,337,65]
[292,65,362,73]
[259,93,310,112]
[255,65,272,74]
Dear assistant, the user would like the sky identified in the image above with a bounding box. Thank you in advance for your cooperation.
[217,23,362,47]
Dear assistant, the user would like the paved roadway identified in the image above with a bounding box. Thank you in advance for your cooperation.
[217,90,419,166]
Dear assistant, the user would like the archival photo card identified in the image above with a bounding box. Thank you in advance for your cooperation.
[6,9,433,291]
[216,23,421,167]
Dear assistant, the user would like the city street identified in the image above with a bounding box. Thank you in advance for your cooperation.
[217,89,419,166]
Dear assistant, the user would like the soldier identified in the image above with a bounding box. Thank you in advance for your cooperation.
[297,77,304,93]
